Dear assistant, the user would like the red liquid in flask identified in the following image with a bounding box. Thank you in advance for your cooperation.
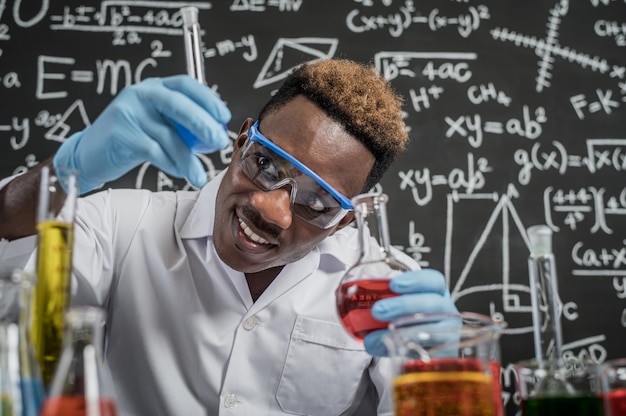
[336,278,398,341]
[40,396,118,416]
[606,388,626,416]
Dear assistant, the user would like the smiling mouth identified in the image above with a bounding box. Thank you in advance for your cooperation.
[238,217,271,245]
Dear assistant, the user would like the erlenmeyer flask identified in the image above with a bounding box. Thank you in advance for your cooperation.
[40,307,118,416]
[0,269,45,416]
[335,192,414,342]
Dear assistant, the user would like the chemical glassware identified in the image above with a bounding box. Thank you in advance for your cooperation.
[178,5,229,154]
[526,225,564,364]
[30,166,78,387]
[335,192,414,342]
[602,358,626,416]
[514,357,605,416]
[181,6,206,86]
[0,269,46,416]
[384,312,506,416]
[40,306,118,416]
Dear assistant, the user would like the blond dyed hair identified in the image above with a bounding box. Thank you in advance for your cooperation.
[258,59,409,192]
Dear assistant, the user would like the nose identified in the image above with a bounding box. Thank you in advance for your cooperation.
[251,187,293,229]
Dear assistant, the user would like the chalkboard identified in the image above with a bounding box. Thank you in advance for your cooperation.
[1,1,624,413]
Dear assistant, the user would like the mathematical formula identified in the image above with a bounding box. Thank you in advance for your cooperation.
[1,3,624,409]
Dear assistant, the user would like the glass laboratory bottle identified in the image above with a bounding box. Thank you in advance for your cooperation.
[335,192,414,342]
[40,306,118,416]
[526,224,563,364]
[30,166,78,387]
[0,269,45,416]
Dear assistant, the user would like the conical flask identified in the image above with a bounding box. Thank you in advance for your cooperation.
[336,192,414,342]
[0,269,45,416]
[40,307,118,416]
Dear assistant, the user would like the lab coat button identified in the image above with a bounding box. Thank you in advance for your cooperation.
[242,315,259,330]
[224,393,238,408]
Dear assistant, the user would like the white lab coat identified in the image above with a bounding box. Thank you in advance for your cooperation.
[0,171,418,415]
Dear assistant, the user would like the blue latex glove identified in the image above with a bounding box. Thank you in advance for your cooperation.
[363,268,459,357]
[53,75,231,194]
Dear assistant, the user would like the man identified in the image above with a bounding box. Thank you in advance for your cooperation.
[0,59,456,415]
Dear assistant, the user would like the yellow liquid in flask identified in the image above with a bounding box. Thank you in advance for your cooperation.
[31,220,74,386]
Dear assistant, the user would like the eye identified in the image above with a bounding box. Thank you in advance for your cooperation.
[302,192,328,213]
[295,191,335,221]
[255,153,281,181]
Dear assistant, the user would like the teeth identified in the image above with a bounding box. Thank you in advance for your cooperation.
[238,218,270,245]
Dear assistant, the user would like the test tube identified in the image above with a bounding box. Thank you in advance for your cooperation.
[179,6,227,154]
[181,6,206,84]
[527,225,564,365]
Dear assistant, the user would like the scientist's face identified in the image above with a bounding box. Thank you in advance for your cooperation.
[213,95,375,273]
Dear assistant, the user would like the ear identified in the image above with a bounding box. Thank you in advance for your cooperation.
[234,118,255,151]
[327,211,356,236]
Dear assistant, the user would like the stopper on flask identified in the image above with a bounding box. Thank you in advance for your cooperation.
[351,192,388,213]
[527,225,552,255]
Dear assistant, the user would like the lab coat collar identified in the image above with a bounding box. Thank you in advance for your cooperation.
[179,169,226,239]
[219,244,321,311]
[179,168,322,309]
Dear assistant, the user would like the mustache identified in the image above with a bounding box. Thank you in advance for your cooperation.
[240,204,282,241]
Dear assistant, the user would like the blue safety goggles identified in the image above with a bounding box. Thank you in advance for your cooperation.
[238,121,354,229]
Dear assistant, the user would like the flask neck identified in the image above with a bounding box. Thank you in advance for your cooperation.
[354,193,393,261]
[62,308,105,354]
[18,270,33,335]
[47,307,110,398]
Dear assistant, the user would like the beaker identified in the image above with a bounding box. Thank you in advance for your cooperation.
[514,357,606,416]
[335,192,414,342]
[40,306,118,416]
[384,312,505,416]
[0,268,46,416]
[603,358,626,416]
[30,166,78,386]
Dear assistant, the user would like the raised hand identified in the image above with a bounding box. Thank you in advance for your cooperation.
[53,75,231,194]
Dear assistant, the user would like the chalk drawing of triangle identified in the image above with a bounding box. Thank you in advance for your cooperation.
[445,187,532,299]
[444,186,541,334]
[253,37,338,89]
[45,99,91,143]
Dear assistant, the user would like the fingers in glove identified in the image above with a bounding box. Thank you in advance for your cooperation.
[142,78,230,152]
[143,142,207,188]
[161,75,231,123]
[372,292,456,322]
[127,120,208,188]
[390,268,447,295]
[363,329,392,357]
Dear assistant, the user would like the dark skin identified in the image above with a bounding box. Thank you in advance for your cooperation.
[0,158,57,240]
[0,95,376,301]
[215,96,375,299]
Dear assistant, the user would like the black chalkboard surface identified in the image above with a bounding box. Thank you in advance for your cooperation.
[1,1,625,414]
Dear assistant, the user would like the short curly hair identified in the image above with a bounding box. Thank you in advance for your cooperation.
[257,59,409,192]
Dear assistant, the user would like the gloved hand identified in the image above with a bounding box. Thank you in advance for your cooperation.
[53,75,231,194]
[363,268,459,356]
